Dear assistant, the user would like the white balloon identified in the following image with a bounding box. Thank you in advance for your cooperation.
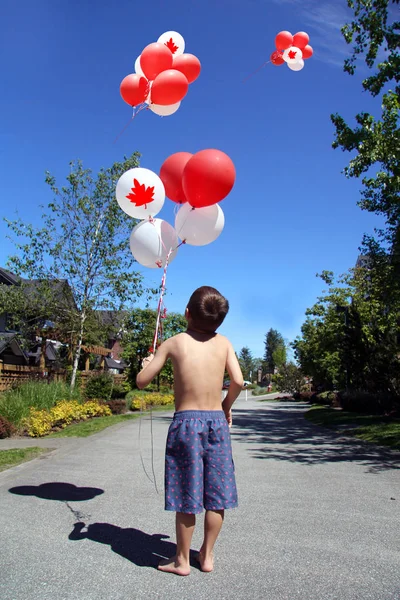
[134,55,145,77]
[283,46,303,64]
[145,81,153,104]
[116,168,165,220]
[157,31,185,56]
[288,59,305,72]
[150,102,181,116]
[130,219,179,268]
[175,203,225,246]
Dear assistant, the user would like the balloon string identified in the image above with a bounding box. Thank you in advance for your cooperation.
[242,60,271,83]
[113,103,149,144]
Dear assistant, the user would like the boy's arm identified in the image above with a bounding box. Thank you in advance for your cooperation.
[136,340,171,389]
[222,341,244,423]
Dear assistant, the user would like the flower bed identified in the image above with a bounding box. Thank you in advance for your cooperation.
[24,400,111,437]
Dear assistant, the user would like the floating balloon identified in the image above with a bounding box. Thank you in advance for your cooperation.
[288,59,305,72]
[145,81,153,104]
[116,168,165,220]
[150,102,181,116]
[140,43,173,81]
[293,32,309,49]
[134,56,145,77]
[151,70,189,105]
[130,219,178,268]
[175,203,225,246]
[157,31,185,56]
[120,74,149,107]
[275,31,293,51]
[271,50,285,66]
[182,149,236,208]
[160,152,193,203]
[302,45,314,60]
[172,54,201,83]
[283,47,303,64]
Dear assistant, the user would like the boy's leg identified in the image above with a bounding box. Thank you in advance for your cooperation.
[158,512,195,576]
[198,509,224,572]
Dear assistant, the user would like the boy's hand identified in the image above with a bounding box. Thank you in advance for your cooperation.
[224,408,232,428]
[141,353,154,369]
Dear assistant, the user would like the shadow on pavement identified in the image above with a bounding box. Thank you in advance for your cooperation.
[231,404,400,473]
[9,482,104,501]
[69,522,200,570]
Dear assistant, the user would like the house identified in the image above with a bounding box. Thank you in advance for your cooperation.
[0,333,28,366]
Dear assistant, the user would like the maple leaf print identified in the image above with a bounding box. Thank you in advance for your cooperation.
[288,50,297,60]
[165,38,179,54]
[126,179,155,207]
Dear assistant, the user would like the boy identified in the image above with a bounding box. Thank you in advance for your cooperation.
[136,286,243,576]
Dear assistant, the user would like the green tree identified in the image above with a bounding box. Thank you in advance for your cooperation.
[264,329,286,374]
[238,347,253,381]
[274,363,303,396]
[5,153,145,388]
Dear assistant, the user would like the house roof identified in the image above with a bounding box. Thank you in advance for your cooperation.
[105,356,128,371]
[0,333,28,363]
[0,268,21,285]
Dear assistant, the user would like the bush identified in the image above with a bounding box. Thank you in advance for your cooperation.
[314,391,340,407]
[0,381,81,427]
[338,390,395,414]
[110,384,127,399]
[84,373,113,400]
[130,393,174,411]
[24,400,112,437]
[0,415,15,439]
[106,400,127,415]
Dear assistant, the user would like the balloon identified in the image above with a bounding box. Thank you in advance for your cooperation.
[270,50,285,66]
[275,31,293,51]
[151,70,189,105]
[145,81,153,104]
[302,45,314,60]
[157,31,185,56]
[293,32,309,50]
[120,74,149,107]
[150,102,181,116]
[175,203,225,246]
[172,54,201,83]
[116,167,165,220]
[283,47,303,64]
[288,59,305,72]
[140,43,173,81]
[134,56,145,77]
[130,219,178,268]
[182,149,236,208]
[160,152,193,203]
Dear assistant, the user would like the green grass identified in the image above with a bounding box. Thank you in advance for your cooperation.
[305,405,400,449]
[0,447,50,472]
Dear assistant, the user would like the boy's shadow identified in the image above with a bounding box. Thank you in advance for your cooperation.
[69,522,200,570]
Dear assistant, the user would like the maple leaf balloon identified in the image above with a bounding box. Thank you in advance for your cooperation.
[126,178,155,208]
[165,38,179,54]
[288,50,298,60]
[116,167,165,220]
[157,31,185,56]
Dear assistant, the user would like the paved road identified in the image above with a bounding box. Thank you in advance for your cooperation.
[1,396,399,600]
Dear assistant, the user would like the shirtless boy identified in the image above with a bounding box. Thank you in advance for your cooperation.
[136,286,244,576]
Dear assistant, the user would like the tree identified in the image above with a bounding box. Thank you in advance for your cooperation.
[263,329,286,374]
[331,0,400,256]
[274,363,303,396]
[5,153,146,388]
[238,347,253,381]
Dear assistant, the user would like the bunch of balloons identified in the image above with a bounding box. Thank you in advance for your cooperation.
[270,31,313,72]
[120,31,201,118]
[115,149,235,268]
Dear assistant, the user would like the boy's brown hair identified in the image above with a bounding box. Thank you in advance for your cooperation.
[186,286,229,333]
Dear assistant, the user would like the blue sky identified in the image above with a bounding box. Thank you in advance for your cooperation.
[0,0,384,359]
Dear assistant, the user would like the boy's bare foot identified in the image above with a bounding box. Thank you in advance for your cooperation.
[196,550,214,572]
[158,556,190,576]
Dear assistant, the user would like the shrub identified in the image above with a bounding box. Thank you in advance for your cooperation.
[338,391,395,414]
[110,384,127,399]
[315,391,340,407]
[0,415,15,439]
[24,400,112,437]
[84,373,113,400]
[130,393,174,411]
[106,400,127,415]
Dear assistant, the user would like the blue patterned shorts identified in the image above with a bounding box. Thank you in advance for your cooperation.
[164,410,238,514]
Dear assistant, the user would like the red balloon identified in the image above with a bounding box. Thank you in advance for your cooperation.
[275,31,293,51]
[302,44,314,60]
[271,50,285,66]
[172,54,201,83]
[182,149,236,208]
[151,70,189,105]
[140,43,173,81]
[293,31,310,50]
[120,74,149,107]
[160,152,193,203]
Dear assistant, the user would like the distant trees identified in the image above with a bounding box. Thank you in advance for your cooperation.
[263,329,286,374]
